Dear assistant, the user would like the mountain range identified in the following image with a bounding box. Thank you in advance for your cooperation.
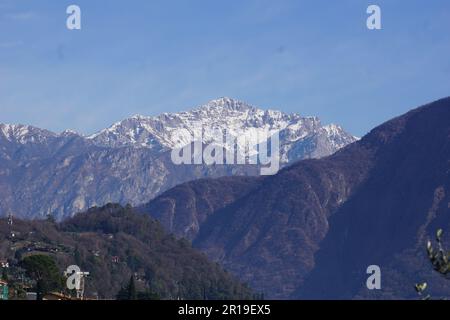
[142,97,450,299]
[0,97,356,220]
[3,96,447,300]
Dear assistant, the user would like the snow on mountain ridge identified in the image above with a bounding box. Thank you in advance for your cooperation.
[0,98,358,220]
[0,123,59,144]
[0,98,357,164]
[84,98,357,164]
[90,98,327,142]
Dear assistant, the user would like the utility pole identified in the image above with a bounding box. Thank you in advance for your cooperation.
[7,212,13,226]
[7,212,15,240]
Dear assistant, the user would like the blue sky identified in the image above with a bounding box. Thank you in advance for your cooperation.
[0,0,449,136]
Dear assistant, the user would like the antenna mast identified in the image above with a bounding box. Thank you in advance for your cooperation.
[7,212,13,226]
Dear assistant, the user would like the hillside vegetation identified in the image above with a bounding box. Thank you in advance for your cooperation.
[0,204,252,300]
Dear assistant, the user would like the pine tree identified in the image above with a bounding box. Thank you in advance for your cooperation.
[116,276,137,300]
[74,247,82,266]
[21,255,64,300]
[127,276,137,300]
[1,268,7,282]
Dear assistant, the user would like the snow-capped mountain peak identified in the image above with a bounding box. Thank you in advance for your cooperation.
[86,98,357,163]
[1,98,357,163]
[197,97,256,112]
[0,123,58,144]
[0,97,358,220]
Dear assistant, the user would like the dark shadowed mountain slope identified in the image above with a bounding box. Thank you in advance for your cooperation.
[144,143,373,298]
[295,97,450,299]
[143,97,450,299]
[141,176,263,241]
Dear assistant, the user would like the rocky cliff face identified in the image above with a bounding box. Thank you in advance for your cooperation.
[142,97,450,299]
[0,98,355,220]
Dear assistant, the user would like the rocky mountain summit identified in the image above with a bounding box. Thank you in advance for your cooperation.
[0,98,356,220]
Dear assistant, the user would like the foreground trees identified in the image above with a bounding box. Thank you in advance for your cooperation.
[415,229,450,299]
[20,255,64,300]
[426,229,450,276]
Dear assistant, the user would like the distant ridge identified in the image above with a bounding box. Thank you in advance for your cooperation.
[0,98,355,220]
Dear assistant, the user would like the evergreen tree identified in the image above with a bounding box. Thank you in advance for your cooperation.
[137,290,160,300]
[128,276,137,300]
[46,213,56,224]
[1,267,7,282]
[74,247,82,266]
[116,276,137,300]
[21,255,63,300]
[36,280,44,301]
